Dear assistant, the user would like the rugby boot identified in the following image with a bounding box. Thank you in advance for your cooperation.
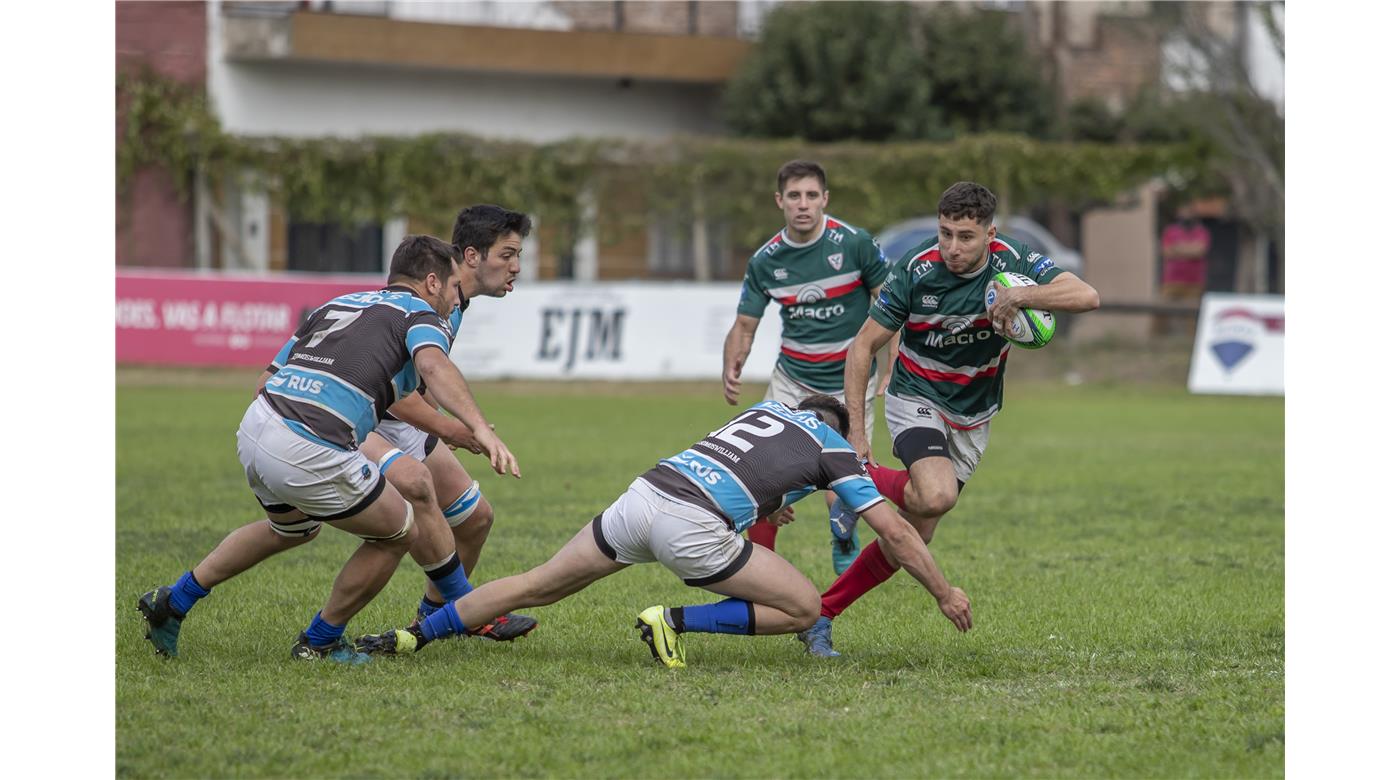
[468,613,539,642]
[137,586,184,658]
[829,499,861,575]
[290,633,372,665]
[354,627,422,656]
[796,616,841,657]
[635,605,686,669]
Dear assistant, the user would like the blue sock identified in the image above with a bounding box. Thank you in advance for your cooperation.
[679,598,755,636]
[304,612,345,647]
[429,567,472,602]
[418,596,445,619]
[425,554,473,602]
[167,571,210,616]
[419,599,467,641]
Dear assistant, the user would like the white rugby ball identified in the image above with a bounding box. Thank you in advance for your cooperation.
[984,272,1056,349]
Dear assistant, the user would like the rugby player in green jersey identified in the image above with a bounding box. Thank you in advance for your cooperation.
[798,181,1100,656]
[721,160,895,575]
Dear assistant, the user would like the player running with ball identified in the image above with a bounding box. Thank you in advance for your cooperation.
[797,181,1100,657]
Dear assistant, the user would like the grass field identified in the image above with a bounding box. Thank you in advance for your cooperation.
[116,373,1283,778]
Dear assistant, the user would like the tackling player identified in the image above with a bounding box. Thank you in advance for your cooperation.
[721,160,892,574]
[138,235,520,664]
[798,181,1100,657]
[355,205,538,640]
[354,395,972,669]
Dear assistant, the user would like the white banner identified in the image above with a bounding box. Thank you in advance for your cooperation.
[449,282,784,380]
[1187,293,1284,396]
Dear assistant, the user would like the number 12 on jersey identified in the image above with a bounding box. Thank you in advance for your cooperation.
[710,411,785,452]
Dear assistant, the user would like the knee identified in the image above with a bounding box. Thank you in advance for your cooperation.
[906,484,958,523]
[403,474,435,509]
[461,501,494,535]
[392,464,435,508]
[791,590,821,632]
[444,487,488,532]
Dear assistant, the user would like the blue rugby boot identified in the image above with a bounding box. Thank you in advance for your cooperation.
[829,499,861,575]
[137,586,184,658]
[796,616,841,658]
[291,633,372,665]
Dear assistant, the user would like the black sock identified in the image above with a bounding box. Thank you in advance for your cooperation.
[667,607,687,633]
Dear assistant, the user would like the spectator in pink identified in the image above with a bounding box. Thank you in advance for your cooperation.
[1157,205,1210,336]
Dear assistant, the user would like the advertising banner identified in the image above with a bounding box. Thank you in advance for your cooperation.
[448,282,782,380]
[117,270,382,367]
[117,271,786,380]
[1187,293,1284,396]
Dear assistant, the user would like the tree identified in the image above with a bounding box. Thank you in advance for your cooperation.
[723,2,932,142]
[1152,1,1285,262]
[723,3,1055,143]
[917,7,1055,139]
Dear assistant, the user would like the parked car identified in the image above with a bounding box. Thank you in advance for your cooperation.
[875,215,1084,279]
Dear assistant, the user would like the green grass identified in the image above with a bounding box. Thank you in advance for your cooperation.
[116,377,1283,778]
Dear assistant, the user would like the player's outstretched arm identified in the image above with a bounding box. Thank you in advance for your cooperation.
[844,319,898,460]
[721,315,760,405]
[385,393,482,453]
[414,346,520,478]
[860,502,972,632]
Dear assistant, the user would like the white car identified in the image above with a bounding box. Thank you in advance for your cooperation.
[875,215,1084,278]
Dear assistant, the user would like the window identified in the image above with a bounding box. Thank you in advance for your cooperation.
[287,221,384,274]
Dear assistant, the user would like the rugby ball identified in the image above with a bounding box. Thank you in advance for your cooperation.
[984,272,1056,349]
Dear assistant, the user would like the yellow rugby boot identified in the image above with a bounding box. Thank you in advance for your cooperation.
[635,605,686,669]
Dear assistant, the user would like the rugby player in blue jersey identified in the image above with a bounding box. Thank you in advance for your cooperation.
[350,206,539,641]
[356,395,972,668]
[138,235,520,664]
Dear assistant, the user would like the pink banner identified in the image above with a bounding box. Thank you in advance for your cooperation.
[116,269,386,366]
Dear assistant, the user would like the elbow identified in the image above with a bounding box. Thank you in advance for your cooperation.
[1085,288,1101,312]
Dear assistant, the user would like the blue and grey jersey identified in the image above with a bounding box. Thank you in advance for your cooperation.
[639,401,884,534]
[261,286,451,450]
[379,301,467,422]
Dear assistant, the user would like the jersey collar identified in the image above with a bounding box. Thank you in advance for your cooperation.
[781,220,826,249]
[949,247,991,280]
[383,283,426,301]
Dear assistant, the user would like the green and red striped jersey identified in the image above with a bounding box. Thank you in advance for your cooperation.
[870,233,1064,427]
[738,216,889,392]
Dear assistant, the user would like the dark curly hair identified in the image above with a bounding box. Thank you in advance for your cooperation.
[797,394,850,438]
[937,181,998,226]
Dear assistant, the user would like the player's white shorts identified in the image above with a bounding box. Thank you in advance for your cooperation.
[236,396,385,529]
[884,392,992,484]
[592,478,751,586]
[764,364,878,438]
[374,418,439,462]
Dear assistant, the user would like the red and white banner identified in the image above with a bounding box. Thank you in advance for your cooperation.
[116,270,786,379]
[116,270,383,367]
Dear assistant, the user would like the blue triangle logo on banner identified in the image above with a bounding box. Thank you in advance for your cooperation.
[1211,341,1254,372]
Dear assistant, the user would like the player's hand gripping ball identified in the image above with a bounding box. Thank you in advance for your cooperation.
[985,272,1056,349]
